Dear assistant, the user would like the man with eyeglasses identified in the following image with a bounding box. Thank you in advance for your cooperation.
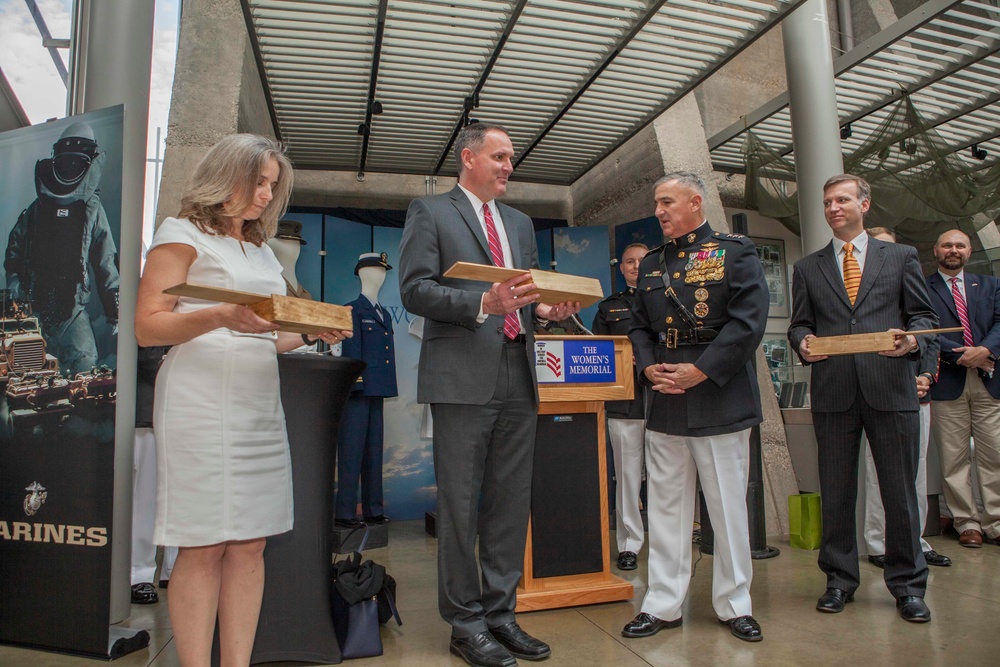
[5,121,120,376]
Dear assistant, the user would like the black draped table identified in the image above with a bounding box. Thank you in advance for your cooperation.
[248,354,364,665]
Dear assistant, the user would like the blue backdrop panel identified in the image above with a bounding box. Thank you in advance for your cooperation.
[613,216,662,292]
[551,226,613,327]
[372,227,435,521]
[279,212,322,300]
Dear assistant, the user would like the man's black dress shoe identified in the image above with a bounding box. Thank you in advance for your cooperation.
[131,582,158,604]
[719,615,763,642]
[617,551,638,571]
[363,514,390,525]
[923,550,952,567]
[489,622,550,660]
[867,554,886,569]
[334,517,364,529]
[449,632,516,667]
[816,588,853,613]
[621,612,682,638]
[896,596,931,623]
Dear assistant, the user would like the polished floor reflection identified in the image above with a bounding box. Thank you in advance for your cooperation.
[2,521,995,666]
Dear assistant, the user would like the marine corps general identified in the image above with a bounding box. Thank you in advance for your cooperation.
[623,171,769,644]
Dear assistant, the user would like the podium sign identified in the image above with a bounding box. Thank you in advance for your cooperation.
[535,339,616,383]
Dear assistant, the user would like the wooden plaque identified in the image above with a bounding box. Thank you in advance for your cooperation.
[443,262,604,307]
[809,327,964,357]
[164,283,353,334]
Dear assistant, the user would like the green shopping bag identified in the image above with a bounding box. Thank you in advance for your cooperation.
[788,493,822,550]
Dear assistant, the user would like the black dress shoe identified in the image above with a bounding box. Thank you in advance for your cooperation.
[923,550,952,567]
[896,596,931,623]
[131,582,159,604]
[719,615,763,642]
[363,514,391,525]
[816,588,854,613]
[622,612,682,638]
[334,517,364,529]
[867,554,886,569]
[489,622,551,660]
[449,632,516,667]
[617,551,638,571]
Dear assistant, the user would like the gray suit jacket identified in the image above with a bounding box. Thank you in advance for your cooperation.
[788,238,937,412]
[399,186,539,405]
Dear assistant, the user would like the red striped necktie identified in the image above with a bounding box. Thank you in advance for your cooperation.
[950,276,974,347]
[483,204,520,340]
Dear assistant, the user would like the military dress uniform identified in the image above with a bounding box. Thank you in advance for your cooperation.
[593,289,647,559]
[628,221,768,624]
[336,294,398,521]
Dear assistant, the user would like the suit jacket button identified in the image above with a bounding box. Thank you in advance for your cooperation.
[497,326,503,334]
[851,318,857,325]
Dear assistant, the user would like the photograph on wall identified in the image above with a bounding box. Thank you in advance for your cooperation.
[0,106,124,656]
[750,236,788,318]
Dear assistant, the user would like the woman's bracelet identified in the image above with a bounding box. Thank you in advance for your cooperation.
[301,333,312,346]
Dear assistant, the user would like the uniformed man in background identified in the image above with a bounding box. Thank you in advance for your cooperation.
[622,172,769,643]
[593,243,648,572]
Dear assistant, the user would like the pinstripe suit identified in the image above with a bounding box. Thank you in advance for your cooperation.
[789,237,936,598]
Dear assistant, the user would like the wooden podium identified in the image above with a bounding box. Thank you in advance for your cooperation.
[516,335,635,611]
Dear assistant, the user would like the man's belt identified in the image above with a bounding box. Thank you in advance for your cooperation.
[658,328,719,349]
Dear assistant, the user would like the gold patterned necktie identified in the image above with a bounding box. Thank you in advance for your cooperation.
[843,242,861,305]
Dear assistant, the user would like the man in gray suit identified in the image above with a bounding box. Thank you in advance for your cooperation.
[399,122,579,667]
[788,174,936,623]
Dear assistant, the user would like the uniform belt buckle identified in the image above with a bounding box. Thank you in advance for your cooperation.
[665,328,678,349]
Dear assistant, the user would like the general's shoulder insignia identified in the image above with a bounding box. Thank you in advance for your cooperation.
[727,233,745,238]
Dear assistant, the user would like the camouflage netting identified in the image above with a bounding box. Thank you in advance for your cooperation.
[744,95,1000,243]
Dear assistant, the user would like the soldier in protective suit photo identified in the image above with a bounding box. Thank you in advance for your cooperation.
[4,121,120,376]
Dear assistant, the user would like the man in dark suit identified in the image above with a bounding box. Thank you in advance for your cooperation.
[788,174,937,623]
[926,229,1000,549]
[399,122,579,667]
[622,172,768,643]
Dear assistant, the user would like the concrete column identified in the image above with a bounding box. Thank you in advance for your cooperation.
[782,0,843,255]
[68,0,154,624]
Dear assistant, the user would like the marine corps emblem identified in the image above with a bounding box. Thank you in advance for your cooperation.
[24,481,47,517]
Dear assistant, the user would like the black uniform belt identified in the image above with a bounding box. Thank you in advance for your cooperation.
[658,328,718,349]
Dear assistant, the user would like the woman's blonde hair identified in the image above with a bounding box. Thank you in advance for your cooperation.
[178,134,294,245]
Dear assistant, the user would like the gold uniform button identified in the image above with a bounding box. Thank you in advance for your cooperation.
[673,272,680,279]
[666,316,673,324]
[678,251,685,258]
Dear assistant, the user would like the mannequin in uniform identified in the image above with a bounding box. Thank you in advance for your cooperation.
[592,243,648,572]
[336,252,398,527]
[267,219,312,299]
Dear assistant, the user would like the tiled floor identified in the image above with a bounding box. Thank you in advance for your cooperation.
[2,521,996,666]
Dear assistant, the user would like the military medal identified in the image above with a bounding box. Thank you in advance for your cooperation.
[695,288,709,302]
[694,302,709,317]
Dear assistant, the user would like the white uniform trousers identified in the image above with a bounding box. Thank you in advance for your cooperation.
[931,368,1000,539]
[608,417,646,554]
[863,404,932,555]
[132,428,177,585]
[642,428,753,622]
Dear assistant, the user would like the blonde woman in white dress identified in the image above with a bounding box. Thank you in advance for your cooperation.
[135,134,349,666]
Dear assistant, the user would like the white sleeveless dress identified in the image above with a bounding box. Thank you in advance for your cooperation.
[151,217,293,546]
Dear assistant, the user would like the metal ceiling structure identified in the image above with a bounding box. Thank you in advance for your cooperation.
[709,0,1000,179]
[242,0,804,184]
